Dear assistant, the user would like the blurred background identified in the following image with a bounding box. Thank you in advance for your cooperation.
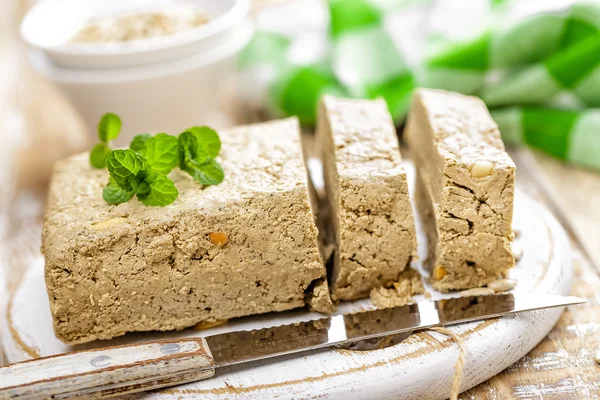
[0,0,599,369]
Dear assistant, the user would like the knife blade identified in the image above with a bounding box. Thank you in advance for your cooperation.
[206,293,584,367]
[0,293,585,399]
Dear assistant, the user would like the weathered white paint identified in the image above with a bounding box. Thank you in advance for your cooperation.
[0,338,214,399]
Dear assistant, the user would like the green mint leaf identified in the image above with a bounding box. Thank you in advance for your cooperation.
[178,131,195,161]
[98,113,122,142]
[179,127,221,165]
[106,149,145,191]
[178,130,207,164]
[186,126,221,159]
[136,174,178,206]
[134,169,157,198]
[182,159,224,186]
[90,142,111,169]
[130,134,152,152]
[139,133,179,174]
[102,177,135,205]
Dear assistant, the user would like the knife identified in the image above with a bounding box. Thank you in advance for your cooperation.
[0,293,585,399]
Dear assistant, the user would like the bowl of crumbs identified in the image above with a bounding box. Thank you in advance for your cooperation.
[21,0,251,69]
[20,0,253,144]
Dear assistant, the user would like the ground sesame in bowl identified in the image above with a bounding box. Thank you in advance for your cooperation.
[22,0,250,69]
[71,10,210,43]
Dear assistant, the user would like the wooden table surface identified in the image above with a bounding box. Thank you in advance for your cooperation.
[1,1,599,398]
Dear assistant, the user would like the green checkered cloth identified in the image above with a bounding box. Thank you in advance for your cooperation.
[239,0,600,171]
[237,28,347,125]
[494,107,600,170]
[329,0,417,122]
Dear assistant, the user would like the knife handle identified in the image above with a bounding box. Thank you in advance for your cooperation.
[0,337,215,399]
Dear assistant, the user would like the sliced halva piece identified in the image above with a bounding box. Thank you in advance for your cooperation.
[316,96,417,301]
[405,88,515,292]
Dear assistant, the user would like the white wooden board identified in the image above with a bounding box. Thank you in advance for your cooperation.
[2,186,573,399]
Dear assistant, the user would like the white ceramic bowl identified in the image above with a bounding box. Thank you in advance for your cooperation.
[30,22,253,145]
[21,0,251,69]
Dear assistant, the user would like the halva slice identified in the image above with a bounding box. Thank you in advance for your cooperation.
[42,118,332,344]
[316,96,417,301]
[404,89,515,292]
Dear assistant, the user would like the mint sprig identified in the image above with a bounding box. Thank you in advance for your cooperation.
[136,173,179,206]
[90,113,121,169]
[103,177,135,205]
[187,126,221,160]
[179,127,224,185]
[94,115,225,207]
[98,112,121,142]
[90,143,111,169]
[104,149,178,207]
[130,134,152,152]
[181,159,225,186]
[106,149,144,190]
[137,133,180,174]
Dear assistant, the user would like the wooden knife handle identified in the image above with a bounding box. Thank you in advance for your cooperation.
[0,337,215,399]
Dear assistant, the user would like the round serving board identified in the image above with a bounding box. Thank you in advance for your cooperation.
[2,188,573,400]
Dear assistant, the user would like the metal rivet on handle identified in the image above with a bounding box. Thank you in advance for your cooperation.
[90,355,112,368]
[160,343,181,355]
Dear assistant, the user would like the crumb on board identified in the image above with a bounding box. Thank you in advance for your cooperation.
[369,269,424,309]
